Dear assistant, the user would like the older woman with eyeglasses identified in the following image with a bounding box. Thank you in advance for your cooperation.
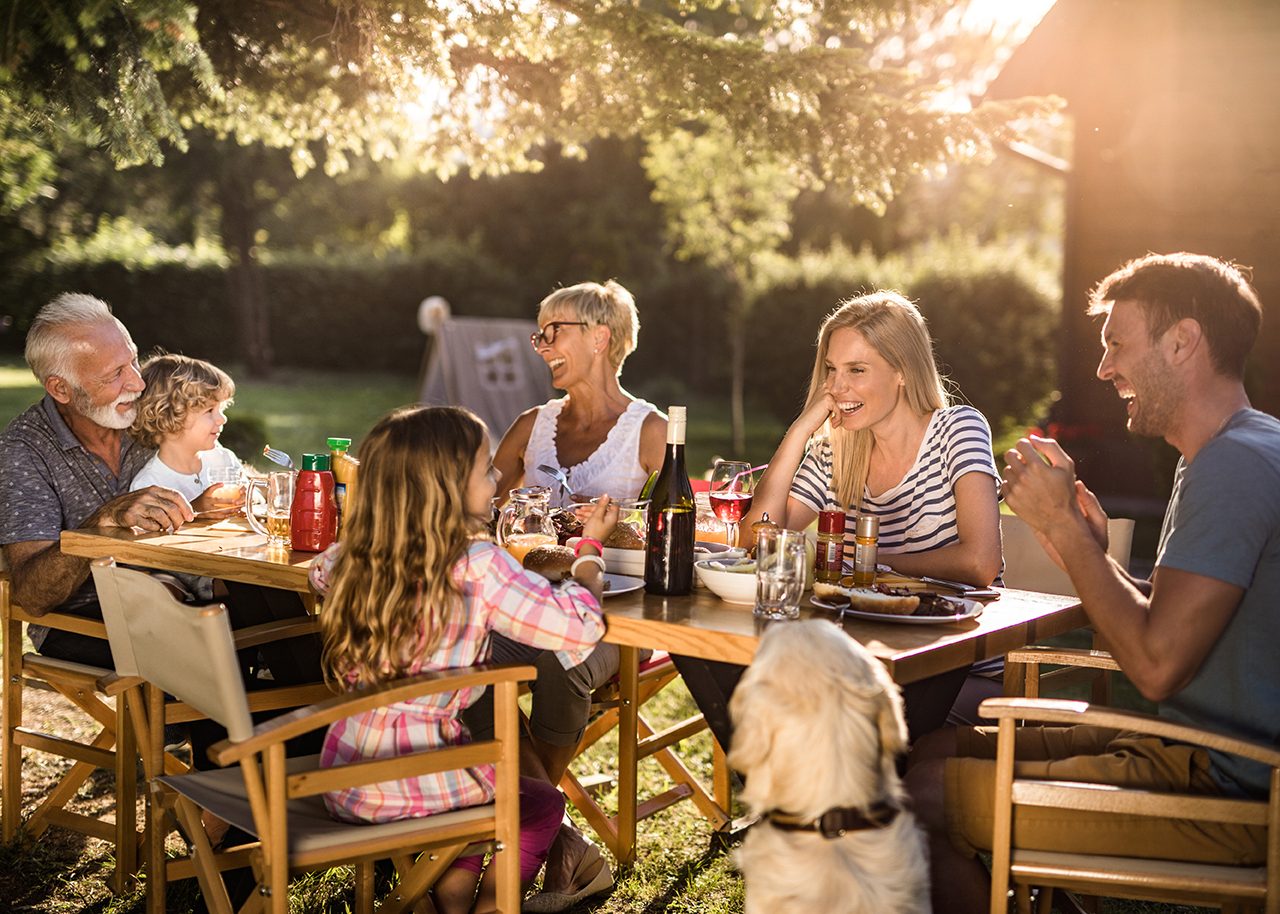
[469,280,664,911]
[495,279,666,508]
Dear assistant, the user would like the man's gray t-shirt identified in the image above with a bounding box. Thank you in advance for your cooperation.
[1155,408,1280,799]
[0,396,151,647]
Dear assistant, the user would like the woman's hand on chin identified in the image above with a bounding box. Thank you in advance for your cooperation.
[796,390,839,435]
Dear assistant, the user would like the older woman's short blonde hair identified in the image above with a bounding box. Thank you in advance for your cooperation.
[538,280,639,374]
[131,353,235,448]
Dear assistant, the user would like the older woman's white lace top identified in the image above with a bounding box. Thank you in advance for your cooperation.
[523,397,658,507]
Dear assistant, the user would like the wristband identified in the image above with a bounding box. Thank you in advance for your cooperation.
[570,554,607,577]
[574,536,604,557]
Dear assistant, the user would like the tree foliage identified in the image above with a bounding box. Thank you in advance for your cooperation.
[2,0,1057,211]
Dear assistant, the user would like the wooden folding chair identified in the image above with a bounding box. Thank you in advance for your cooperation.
[538,651,731,866]
[1,567,139,893]
[92,557,534,914]
[981,696,1280,914]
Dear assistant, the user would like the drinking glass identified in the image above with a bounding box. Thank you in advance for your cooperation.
[570,497,650,549]
[205,465,246,509]
[245,470,295,547]
[709,460,755,548]
[754,528,807,620]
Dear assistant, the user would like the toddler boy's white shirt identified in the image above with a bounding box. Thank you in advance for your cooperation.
[128,445,242,603]
[129,445,242,503]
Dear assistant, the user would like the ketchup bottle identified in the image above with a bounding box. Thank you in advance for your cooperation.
[290,453,338,552]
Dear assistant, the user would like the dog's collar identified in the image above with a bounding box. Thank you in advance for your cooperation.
[764,800,900,839]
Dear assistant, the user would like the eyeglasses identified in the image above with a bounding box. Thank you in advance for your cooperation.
[530,321,588,349]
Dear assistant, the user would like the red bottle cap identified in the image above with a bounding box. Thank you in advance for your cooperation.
[818,510,845,534]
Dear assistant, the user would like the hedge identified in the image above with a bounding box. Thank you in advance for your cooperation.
[1,240,1057,432]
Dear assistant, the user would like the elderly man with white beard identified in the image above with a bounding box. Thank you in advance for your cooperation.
[0,293,193,667]
[2,294,322,692]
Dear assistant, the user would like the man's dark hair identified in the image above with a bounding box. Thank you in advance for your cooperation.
[1089,252,1262,379]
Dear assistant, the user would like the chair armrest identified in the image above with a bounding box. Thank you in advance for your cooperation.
[8,603,108,640]
[208,662,538,765]
[977,697,1280,769]
[230,617,320,650]
[1006,646,1121,672]
[97,671,145,696]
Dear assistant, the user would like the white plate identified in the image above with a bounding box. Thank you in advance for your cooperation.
[809,595,983,625]
[601,573,644,598]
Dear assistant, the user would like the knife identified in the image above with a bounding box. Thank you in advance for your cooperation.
[919,576,1000,600]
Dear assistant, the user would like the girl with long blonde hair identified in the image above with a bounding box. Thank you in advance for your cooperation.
[311,405,619,914]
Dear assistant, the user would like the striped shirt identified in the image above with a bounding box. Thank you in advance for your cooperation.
[790,405,999,556]
[309,539,605,824]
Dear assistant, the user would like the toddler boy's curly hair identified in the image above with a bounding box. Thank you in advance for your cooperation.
[130,352,235,449]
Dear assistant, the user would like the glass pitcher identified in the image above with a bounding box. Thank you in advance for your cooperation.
[497,485,558,564]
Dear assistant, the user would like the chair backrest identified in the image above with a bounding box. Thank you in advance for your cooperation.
[90,558,256,742]
[1000,514,1135,596]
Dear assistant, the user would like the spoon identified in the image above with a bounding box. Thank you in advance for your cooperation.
[537,464,575,502]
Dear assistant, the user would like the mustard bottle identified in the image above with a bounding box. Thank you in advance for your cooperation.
[327,437,360,533]
[852,513,879,586]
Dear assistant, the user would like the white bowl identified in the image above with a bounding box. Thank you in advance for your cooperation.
[694,558,758,605]
[602,546,645,576]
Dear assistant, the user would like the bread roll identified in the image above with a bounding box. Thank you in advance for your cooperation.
[523,544,576,582]
[604,523,645,550]
[812,582,920,616]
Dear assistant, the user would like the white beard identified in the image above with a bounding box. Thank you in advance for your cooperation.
[73,387,138,430]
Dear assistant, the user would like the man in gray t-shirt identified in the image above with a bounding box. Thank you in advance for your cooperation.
[906,253,1278,914]
[0,294,192,666]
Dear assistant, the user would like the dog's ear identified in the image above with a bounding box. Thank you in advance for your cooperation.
[727,666,775,779]
[874,664,909,760]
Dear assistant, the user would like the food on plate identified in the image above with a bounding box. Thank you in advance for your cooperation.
[813,581,967,618]
[549,508,584,545]
[523,544,576,581]
[604,523,645,550]
[812,582,919,616]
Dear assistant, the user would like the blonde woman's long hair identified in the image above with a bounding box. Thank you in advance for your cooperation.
[804,292,949,512]
[320,406,488,688]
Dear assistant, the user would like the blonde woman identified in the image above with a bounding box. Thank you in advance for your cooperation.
[745,290,1001,583]
[677,292,1003,749]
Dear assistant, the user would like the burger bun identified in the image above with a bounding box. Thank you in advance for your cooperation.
[523,544,576,582]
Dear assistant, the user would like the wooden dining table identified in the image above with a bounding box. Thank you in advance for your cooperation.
[61,519,1086,864]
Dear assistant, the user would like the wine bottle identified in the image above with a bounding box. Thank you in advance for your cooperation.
[645,405,696,595]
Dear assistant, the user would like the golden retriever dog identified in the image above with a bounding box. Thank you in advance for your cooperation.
[729,619,930,914]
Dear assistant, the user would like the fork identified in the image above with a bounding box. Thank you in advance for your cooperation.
[262,445,295,470]
[536,464,575,502]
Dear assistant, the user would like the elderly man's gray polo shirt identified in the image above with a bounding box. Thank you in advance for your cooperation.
[0,395,151,648]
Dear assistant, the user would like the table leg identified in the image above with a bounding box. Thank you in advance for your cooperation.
[616,644,639,867]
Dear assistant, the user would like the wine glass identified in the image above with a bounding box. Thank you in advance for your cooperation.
[709,460,755,549]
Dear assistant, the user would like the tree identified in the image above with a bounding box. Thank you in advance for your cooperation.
[2,0,1057,370]
[644,121,799,453]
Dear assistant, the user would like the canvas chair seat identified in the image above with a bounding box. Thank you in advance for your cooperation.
[160,754,496,858]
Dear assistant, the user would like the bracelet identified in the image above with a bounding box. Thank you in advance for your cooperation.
[570,554,606,577]
[574,536,604,557]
